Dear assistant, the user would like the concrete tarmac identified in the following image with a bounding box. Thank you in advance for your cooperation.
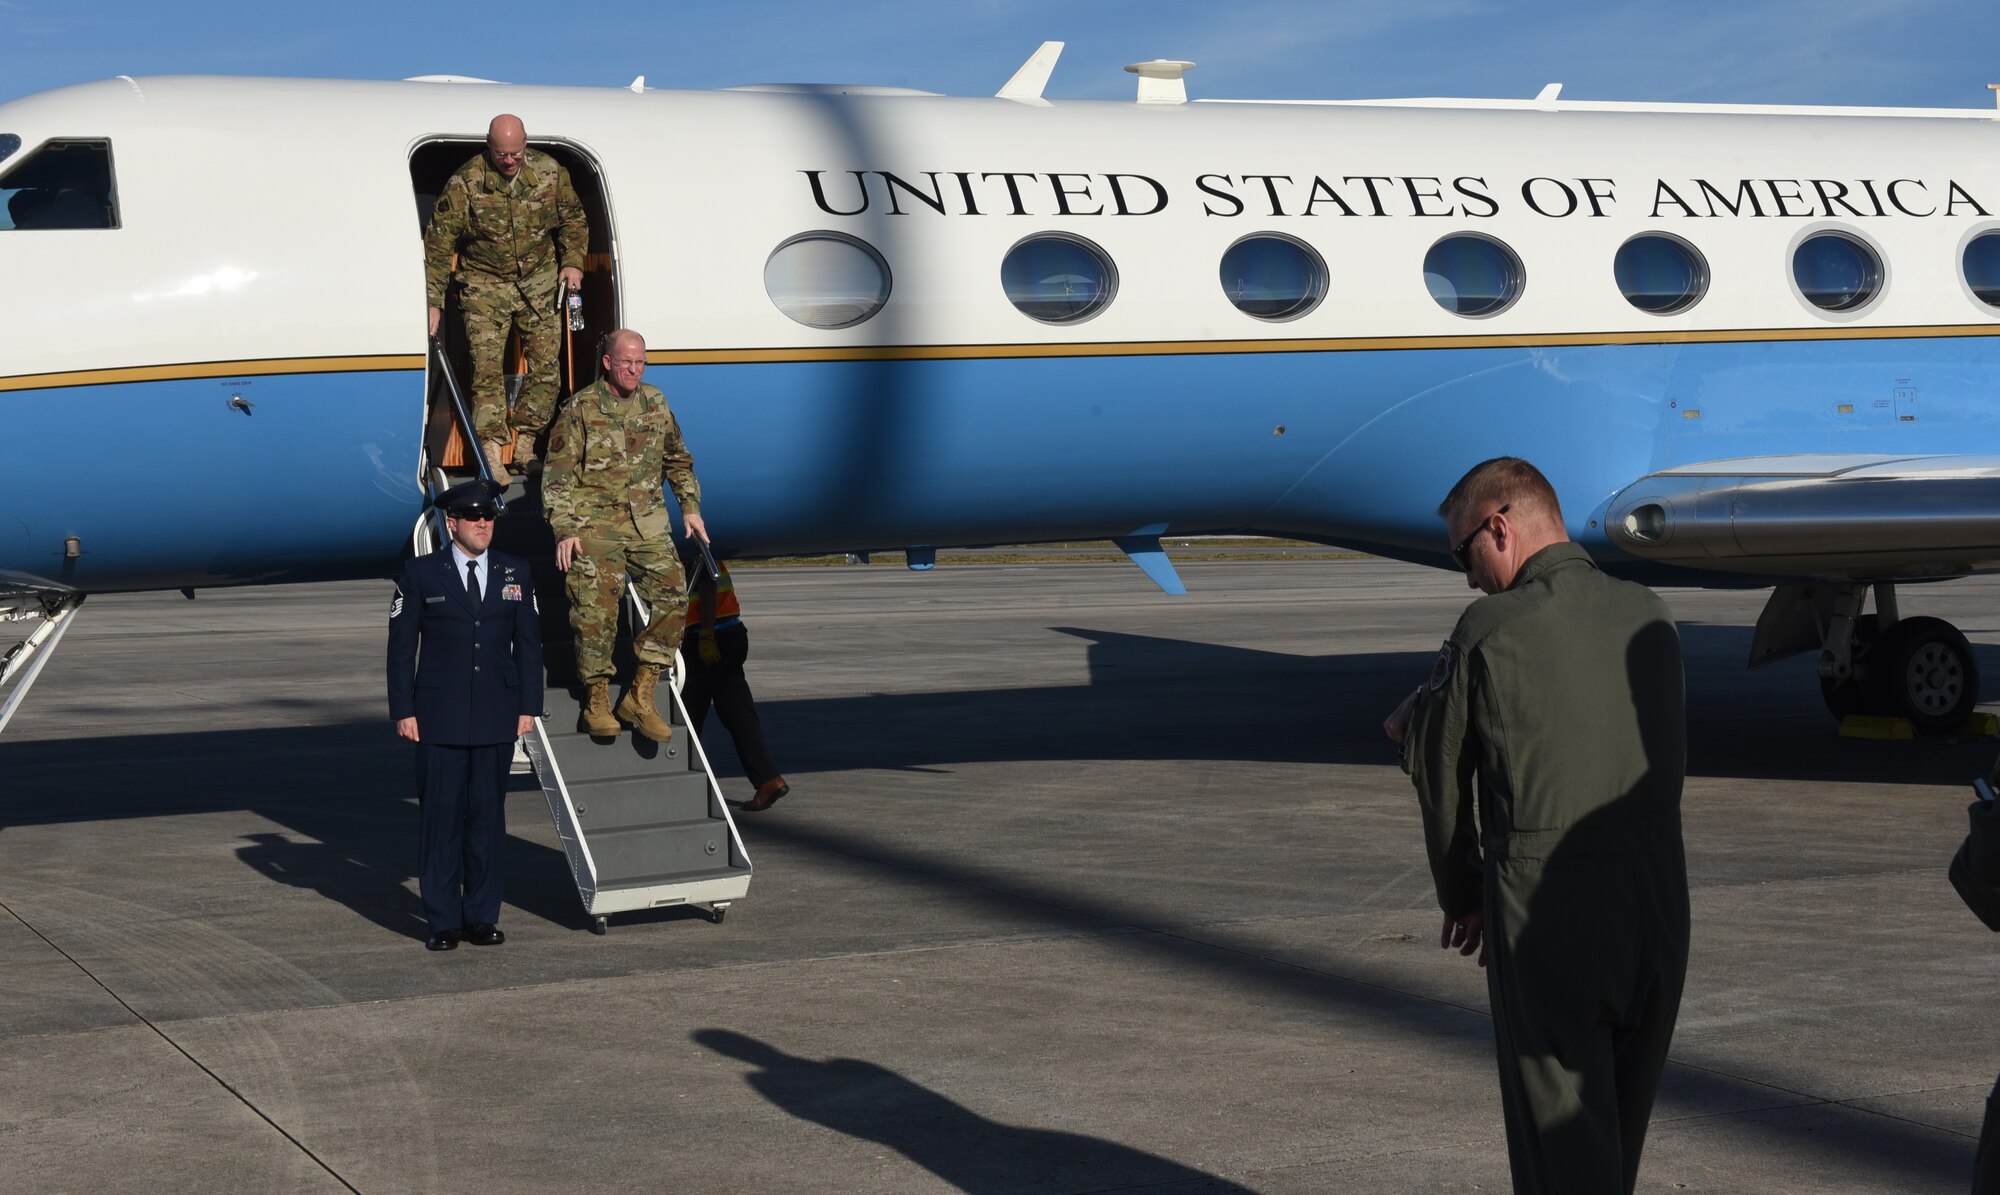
[3,559,1997,1193]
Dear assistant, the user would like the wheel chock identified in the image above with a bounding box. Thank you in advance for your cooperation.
[1839,714,1914,740]
[1960,713,2000,738]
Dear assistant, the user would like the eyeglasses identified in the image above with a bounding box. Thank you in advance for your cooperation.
[1450,504,1508,570]
[449,507,497,522]
[490,149,526,161]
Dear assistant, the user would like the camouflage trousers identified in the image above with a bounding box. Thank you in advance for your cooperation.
[566,534,689,684]
[458,269,564,446]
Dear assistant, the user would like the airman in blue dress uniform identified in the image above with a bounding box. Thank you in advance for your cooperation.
[387,479,544,951]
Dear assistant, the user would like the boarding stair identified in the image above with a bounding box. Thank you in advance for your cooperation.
[418,341,751,933]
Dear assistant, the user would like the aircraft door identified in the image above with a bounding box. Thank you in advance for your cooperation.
[409,138,620,472]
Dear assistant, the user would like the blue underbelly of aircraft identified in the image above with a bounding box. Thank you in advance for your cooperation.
[0,369,426,593]
[3,335,1994,592]
[669,334,2000,570]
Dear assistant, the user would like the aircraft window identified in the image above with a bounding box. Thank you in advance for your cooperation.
[1002,234,1117,324]
[1615,234,1707,315]
[0,139,117,230]
[764,232,891,329]
[1792,231,1880,312]
[1219,234,1327,321]
[1963,232,2000,308]
[1423,233,1523,318]
[0,135,19,167]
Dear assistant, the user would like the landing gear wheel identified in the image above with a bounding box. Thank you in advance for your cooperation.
[1867,615,1979,735]
[592,915,608,936]
[1819,614,1880,720]
[708,903,729,924]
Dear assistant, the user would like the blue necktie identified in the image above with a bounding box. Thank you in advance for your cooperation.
[465,559,480,605]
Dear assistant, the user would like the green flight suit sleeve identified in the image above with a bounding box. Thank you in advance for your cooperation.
[1406,636,1484,919]
[424,171,470,308]
[661,408,701,516]
[543,399,585,540]
[555,162,589,269]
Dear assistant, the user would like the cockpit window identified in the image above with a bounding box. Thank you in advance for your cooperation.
[0,139,117,230]
[0,136,19,168]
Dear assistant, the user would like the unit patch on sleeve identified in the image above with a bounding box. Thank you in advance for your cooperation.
[1427,641,1457,692]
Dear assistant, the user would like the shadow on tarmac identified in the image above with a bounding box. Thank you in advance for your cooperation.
[728,623,2000,787]
[693,1028,1258,1194]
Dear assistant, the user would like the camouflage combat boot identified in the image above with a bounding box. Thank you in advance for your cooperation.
[480,437,513,481]
[615,663,674,743]
[580,680,620,738]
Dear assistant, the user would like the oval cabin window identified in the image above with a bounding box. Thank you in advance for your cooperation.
[1963,232,2000,309]
[1615,234,1708,315]
[1423,234,1524,318]
[1001,234,1117,324]
[1220,234,1327,321]
[1793,231,1882,312]
[764,233,891,329]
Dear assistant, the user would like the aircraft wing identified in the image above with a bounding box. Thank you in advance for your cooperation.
[1603,455,2000,581]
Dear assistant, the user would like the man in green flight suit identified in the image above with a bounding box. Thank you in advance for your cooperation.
[1385,457,1689,1195]
[544,329,709,743]
[424,113,589,481]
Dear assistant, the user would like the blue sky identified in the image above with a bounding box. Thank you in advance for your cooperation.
[2,0,1997,108]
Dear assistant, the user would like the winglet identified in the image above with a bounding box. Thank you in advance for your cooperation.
[998,41,1064,99]
[1112,525,1187,595]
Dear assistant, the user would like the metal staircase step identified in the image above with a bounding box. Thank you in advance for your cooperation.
[538,731,692,781]
[598,862,750,895]
[570,772,712,828]
[589,819,737,884]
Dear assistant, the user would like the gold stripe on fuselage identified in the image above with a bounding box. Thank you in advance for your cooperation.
[646,323,2000,366]
[5,324,2000,390]
[0,354,427,393]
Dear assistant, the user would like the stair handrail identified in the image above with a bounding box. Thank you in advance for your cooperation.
[427,334,498,495]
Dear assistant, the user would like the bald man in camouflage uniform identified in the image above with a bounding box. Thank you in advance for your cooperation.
[546,330,709,742]
[1385,457,1689,1195]
[424,114,588,480]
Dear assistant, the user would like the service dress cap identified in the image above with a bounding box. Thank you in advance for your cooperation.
[435,478,506,516]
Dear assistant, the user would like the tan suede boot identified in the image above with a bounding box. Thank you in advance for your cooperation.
[480,437,514,481]
[510,431,539,475]
[615,663,674,743]
[580,680,621,738]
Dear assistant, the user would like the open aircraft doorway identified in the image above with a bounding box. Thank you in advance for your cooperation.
[408,137,620,472]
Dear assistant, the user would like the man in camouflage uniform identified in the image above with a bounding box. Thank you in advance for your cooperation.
[1384,457,1689,1195]
[545,329,709,742]
[424,113,589,480]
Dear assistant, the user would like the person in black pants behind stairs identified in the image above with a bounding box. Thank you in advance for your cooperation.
[681,550,788,812]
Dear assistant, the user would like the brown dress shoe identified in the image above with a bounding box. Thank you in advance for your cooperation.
[744,777,789,811]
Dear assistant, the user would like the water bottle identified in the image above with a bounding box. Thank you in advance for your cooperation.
[566,290,585,332]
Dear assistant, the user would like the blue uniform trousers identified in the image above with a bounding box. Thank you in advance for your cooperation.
[416,741,511,932]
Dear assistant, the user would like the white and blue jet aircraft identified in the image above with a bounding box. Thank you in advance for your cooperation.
[4,45,2000,732]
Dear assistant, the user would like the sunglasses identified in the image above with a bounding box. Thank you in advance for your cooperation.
[1450,504,1508,570]
[449,507,498,522]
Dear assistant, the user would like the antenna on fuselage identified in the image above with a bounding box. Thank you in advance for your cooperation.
[629,75,646,93]
[1535,82,1562,110]
[1989,83,2000,109]
[997,41,1064,99]
[1125,60,1194,105]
